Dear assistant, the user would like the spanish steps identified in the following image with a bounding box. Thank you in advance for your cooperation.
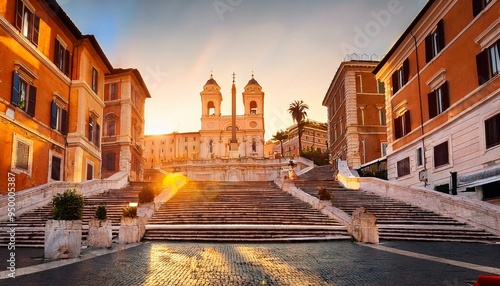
[0,186,143,248]
[295,166,500,243]
[143,181,350,242]
[1,165,499,246]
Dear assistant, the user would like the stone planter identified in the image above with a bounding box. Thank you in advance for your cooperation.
[119,216,141,244]
[88,219,112,248]
[138,203,155,219]
[45,219,82,260]
[351,207,379,243]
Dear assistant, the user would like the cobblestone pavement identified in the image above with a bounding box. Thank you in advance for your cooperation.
[2,241,500,286]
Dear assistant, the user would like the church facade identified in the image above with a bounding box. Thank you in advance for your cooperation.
[144,74,265,168]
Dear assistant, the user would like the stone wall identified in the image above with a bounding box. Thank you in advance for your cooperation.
[0,171,129,221]
[337,168,500,236]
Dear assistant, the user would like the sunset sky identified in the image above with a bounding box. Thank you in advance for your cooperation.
[60,0,426,139]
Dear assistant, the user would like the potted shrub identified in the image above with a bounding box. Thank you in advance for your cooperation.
[317,187,333,201]
[138,185,156,219]
[88,205,112,248]
[45,189,84,260]
[119,203,140,244]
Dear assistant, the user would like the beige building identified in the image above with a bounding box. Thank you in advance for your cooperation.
[273,120,328,158]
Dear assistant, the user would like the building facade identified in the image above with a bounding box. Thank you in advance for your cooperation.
[102,68,151,181]
[144,74,266,167]
[323,60,387,169]
[373,0,500,199]
[273,120,329,158]
[0,0,112,192]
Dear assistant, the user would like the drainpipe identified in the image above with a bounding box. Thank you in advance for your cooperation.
[410,31,428,187]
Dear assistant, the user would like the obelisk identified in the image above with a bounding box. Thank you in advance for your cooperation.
[229,72,239,158]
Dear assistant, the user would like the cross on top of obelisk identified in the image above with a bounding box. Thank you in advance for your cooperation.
[232,72,236,83]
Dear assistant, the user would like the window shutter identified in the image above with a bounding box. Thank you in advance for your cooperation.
[476,49,489,85]
[441,82,450,111]
[96,123,100,147]
[404,111,411,135]
[428,91,437,119]
[391,71,399,94]
[31,14,40,46]
[54,40,60,66]
[50,101,57,129]
[394,117,403,139]
[425,35,433,63]
[64,49,70,76]
[27,85,36,117]
[437,20,445,53]
[11,72,20,106]
[61,109,68,135]
[15,0,23,31]
[402,58,410,84]
[104,84,110,101]
[472,0,482,17]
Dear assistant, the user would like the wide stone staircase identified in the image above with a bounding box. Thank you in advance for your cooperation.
[294,179,500,243]
[143,181,351,242]
[0,186,142,248]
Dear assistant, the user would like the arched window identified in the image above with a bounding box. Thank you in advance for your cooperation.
[250,101,257,114]
[209,140,213,153]
[207,101,215,116]
[252,138,257,152]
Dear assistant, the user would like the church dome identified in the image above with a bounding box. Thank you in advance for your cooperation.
[205,74,219,86]
[246,75,261,87]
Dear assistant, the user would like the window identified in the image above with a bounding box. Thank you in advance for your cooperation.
[379,109,387,125]
[54,39,70,76]
[91,67,98,93]
[208,101,215,116]
[252,139,257,152]
[416,147,423,167]
[485,113,500,149]
[86,162,93,180]
[381,143,388,157]
[377,80,385,94]
[209,140,214,153]
[434,141,449,168]
[477,40,500,85]
[250,101,257,114]
[428,82,450,119]
[50,101,68,135]
[11,134,33,176]
[14,0,39,46]
[394,111,411,139]
[425,20,445,62]
[11,72,36,117]
[107,121,116,136]
[391,59,409,94]
[473,0,492,17]
[105,152,116,171]
[50,155,62,181]
[88,116,100,147]
[397,157,410,177]
[106,83,117,100]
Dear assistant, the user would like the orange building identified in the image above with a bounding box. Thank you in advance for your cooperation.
[373,0,499,199]
[323,59,387,169]
[0,0,109,191]
[102,69,151,181]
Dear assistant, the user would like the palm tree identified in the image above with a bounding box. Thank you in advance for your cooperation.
[272,130,288,158]
[288,100,309,154]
